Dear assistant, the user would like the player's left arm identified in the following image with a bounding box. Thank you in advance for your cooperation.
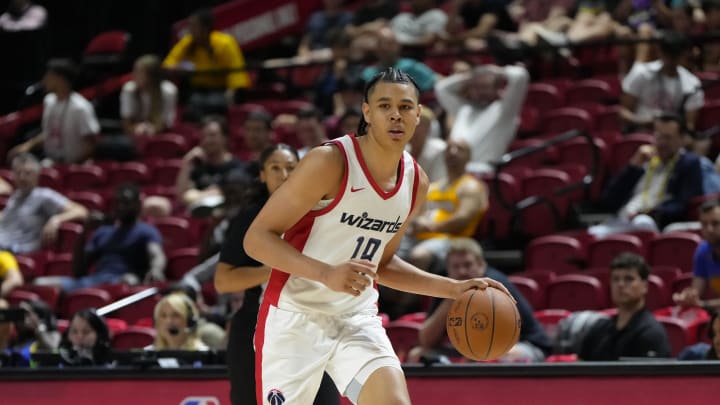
[376,168,512,300]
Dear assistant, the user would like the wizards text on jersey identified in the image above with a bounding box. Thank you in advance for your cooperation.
[340,212,403,233]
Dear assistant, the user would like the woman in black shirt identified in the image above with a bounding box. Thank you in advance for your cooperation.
[215,144,339,405]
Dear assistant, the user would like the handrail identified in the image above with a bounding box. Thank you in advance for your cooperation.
[96,287,159,317]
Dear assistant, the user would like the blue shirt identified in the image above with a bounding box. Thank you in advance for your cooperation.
[362,58,437,92]
[693,241,720,296]
[87,222,162,276]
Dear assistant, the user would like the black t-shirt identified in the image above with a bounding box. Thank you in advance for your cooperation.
[460,1,517,33]
[579,309,672,361]
[352,1,399,26]
[428,267,553,355]
[190,158,244,191]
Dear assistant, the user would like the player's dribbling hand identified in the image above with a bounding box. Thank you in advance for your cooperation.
[455,278,516,304]
[321,260,377,296]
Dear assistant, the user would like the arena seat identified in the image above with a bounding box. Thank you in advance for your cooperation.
[525,83,564,113]
[608,133,654,175]
[143,134,188,159]
[67,191,106,212]
[65,164,106,191]
[525,235,583,274]
[656,316,693,357]
[108,162,149,187]
[150,216,193,251]
[44,253,74,277]
[534,308,572,342]
[541,107,593,134]
[586,234,644,268]
[61,288,112,319]
[508,275,544,310]
[647,233,701,273]
[148,159,183,187]
[112,326,156,350]
[646,275,671,311]
[6,289,40,307]
[546,274,608,311]
[385,320,422,363]
[13,285,61,312]
[55,222,84,254]
[650,266,682,289]
[166,247,200,280]
[565,79,614,105]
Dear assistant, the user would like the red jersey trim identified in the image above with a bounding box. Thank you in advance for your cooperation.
[410,158,420,213]
[306,139,349,217]
[350,134,404,200]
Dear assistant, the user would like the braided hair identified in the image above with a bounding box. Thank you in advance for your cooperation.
[356,68,420,136]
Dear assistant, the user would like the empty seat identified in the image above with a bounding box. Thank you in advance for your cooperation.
[525,83,564,112]
[586,234,644,268]
[13,285,61,312]
[534,309,572,342]
[144,134,188,159]
[109,162,149,187]
[39,167,62,190]
[6,289,40,307]
[167,247,200,280]
[647,233,701,272]
[646,274,671,311]
[565,79,614,105]
[651,266,682,289]
[62,288,112,318]
[513,269,557,290]
[541,107,593,134]
[150,217,192,251]
[113,290,160,324]
[67,191,105,212]
[44,253,74,277]
[525,235,583,274]
[546,274,607,311]
[14,255,40,280]
[112,326,156,350]
[55,222,84,253]
[105,318,129,336]
[385,320,422,362]
[65,164,106,191]
[148,159,183,187]
[583,267,610,303]
[508,275,544,309]
[656,316,693,357]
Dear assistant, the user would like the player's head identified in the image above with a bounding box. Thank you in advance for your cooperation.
[259,143,299,194]
[446,238,487,280]
[609,252,649,309]
[358,68,421,144]
[699,199,720,246]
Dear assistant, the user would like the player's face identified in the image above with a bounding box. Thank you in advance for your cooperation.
[260,149,298,194]
[700,207,720,246]
[68,316,98,350]
[447,251,486,280]
[610,267,647,307]
[362,81,420,145]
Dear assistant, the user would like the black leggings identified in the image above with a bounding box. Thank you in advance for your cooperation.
[226,311,340,405]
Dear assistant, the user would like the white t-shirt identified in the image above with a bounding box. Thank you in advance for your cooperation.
[120,80,178,130]
[41,92,100,163]
[622,60,704,122]
[391,9,448,45]
[0,5,46,31]
[435,65,530,173]
[415,137,447,183]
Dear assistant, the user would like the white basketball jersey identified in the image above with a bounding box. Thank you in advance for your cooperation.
[263,134,420,315]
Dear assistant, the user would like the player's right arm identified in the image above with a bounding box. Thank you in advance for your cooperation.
[244,145,376,296]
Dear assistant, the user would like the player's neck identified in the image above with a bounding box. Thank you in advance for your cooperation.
[356,134,404,185]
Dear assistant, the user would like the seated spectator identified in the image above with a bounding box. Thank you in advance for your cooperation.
[332,76,365,119]
[361,28,439,93]
[0,0,46,31]
[297,0,353,58]
[57,309,112,366]
[674,200,720,309]
[0,176,13,195]
[0,154,88,254]
[0,298,11,364]
[344,0,398,56]
[163,9,251,121]
[296,106,329,158]
[147,292,208,351]
[11,300,61,366]
[336,107,362,139]
[620,32,704,133]
[443,0,518,50]
[163,284,226,351]
[408,108,446,183]
[579,253,671,360]
[403,139,487,275]
[390,0,448,47]
[591,113,703,237]
[407,238,552,363]
[176,115,244,214]
[236,109,274,162]
[435,64,529,174]
[121,54,178,139]
[0,251,23,297]
[36,184,165,292]
[8,59,100,164]
[678,309,720,360]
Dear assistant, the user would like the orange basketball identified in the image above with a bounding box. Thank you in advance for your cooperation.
[446,287,521,361]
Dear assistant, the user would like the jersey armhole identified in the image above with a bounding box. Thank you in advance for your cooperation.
[307,139,349,217]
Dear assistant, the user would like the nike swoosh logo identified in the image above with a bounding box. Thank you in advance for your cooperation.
[351,186,365,192]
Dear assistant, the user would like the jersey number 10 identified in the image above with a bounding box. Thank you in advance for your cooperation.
[351,236,381,262]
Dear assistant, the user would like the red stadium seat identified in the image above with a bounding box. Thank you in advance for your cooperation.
[55,222,84,253]
[67,191,105,212]
[525,235,583,274]
[508,275,544,309]
[671,273,695,296]
[647,233,701,272]
[112,326,156,350]
[150,216,192,251]
[144,134,188,159]
[62,288,112,318]
[656,316,693,357]
[517,169,572,237]
[646,275,672,311]
[397,312,427,324]
[565,79,614,105]
[475,172,520,241]
[83,30,130,58]
[13,285,61,312]
[513,269,557,290]
[14,255,40,280]
[105,318,129,336]
[6,289,40,307]
[385,320,422,362]
[609,133,654,175]
[44,253,74,277]
[651,266,682,289]
[148,159,183,187]
[96,283,131,300]
[583,267,610,302]
[525,83,564,113]
[167,247,200,280]
[534,308,572,341]
[109,162,149,187]
[65,164,106,191]
[541,108,593,134]
[39,167,62,190]
[594,105,622,132]
[113,289,160,324]
[586,234,644,268]
[698,100,720,131]
[546,274,608,311]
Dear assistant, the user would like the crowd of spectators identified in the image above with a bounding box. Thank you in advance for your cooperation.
[2,0,720,382]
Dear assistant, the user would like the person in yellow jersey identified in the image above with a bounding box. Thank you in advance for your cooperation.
[163,8,251,121]
[0,250,24,297]
[401,138,488,274]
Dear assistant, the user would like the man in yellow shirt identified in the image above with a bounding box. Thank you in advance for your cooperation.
[163,8,251,120]
[0,250,23,297]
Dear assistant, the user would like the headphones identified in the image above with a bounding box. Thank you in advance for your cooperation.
[153,293,199,333]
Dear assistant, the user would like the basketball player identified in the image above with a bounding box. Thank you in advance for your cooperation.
[244,68,513,405]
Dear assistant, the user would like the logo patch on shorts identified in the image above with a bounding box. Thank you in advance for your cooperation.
[267,389,286,405]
